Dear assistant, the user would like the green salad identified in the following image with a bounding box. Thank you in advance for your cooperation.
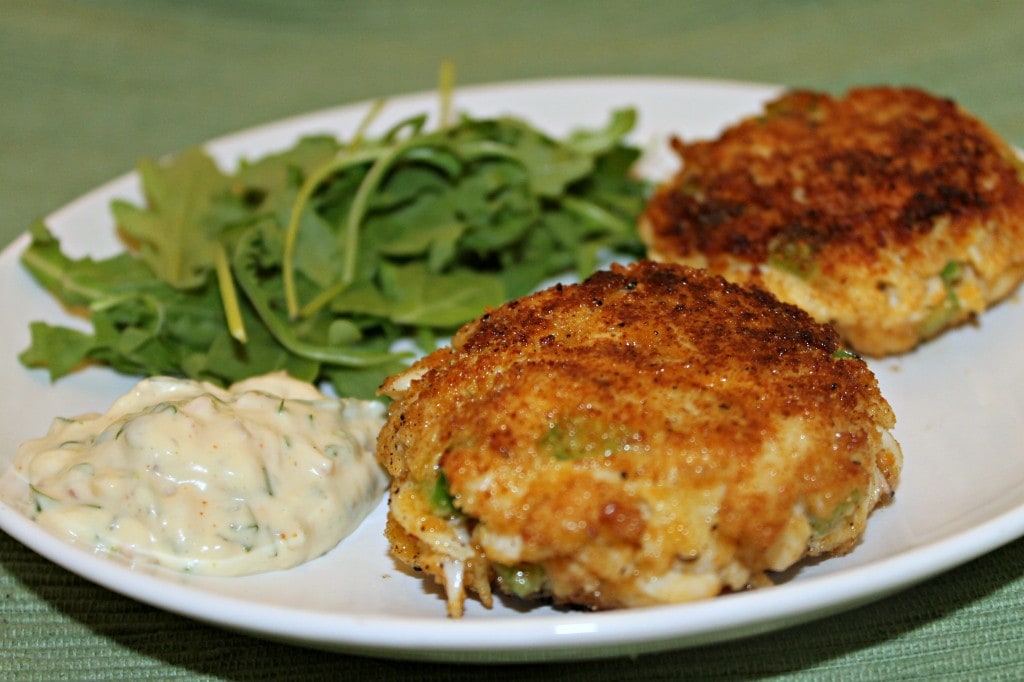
[19,77,649,398]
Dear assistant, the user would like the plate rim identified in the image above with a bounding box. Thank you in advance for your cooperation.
[3,74,1024,663]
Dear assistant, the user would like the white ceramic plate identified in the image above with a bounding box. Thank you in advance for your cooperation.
[2,77,1024,663]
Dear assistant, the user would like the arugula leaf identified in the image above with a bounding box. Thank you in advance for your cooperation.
[20,221,165,308]
[501,120,593,198]
[233,135,341,196]
[566,108,638,155]
[112,148,231,289]
[20,228,235,381]
[377,261,507,327]
[19,323,95,379]
[20,94,650,400]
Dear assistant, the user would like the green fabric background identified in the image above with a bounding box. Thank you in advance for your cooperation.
[2,1,1023,679]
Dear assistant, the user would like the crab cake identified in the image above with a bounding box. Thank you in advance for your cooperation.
[376,260,902,617]
[640,86,1024,356]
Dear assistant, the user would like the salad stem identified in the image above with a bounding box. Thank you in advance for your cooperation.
[214,242,247,343]
[282,100,387,320]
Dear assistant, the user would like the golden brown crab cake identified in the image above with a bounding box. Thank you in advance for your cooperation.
[640,86,1024,356]
[377,260,901,617]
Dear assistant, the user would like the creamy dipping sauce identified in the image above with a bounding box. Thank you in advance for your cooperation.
[14,372,387,576]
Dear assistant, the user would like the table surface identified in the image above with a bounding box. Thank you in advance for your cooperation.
[3,1,1023,679]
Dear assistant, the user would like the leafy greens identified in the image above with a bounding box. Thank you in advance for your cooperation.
[20,95,648,399]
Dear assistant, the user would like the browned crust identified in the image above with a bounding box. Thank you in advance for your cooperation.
[378,261,900,613]
[642,86,1024,268]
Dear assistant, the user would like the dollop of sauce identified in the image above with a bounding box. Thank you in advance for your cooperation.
[14,372,387,576]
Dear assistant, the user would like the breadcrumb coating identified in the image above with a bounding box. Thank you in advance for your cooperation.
[641,86,1024,355]
[377,261,901,616]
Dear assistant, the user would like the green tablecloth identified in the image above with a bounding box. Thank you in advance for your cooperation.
[3,1,1023,678]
